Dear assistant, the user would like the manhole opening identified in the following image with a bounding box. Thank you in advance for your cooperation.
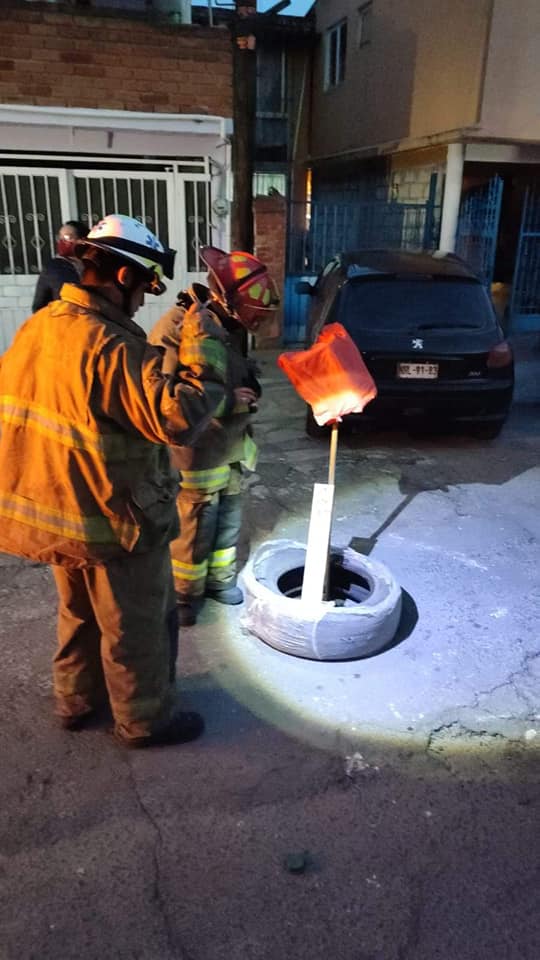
[277,563,371,603]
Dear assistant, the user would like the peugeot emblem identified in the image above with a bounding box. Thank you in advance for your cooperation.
[412,338,424,350]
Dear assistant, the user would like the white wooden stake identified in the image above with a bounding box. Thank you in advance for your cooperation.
[301,422,339,604]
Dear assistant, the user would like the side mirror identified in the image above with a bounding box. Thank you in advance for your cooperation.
[295,280,315,296]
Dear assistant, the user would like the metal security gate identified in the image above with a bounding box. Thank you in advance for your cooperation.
[0,168,66,277]
[284,196,440,343]
[509,186,540,332]
[0,159,215,349]
[456,175,503,285]
[74,168,211,276]
[72,165,212,331]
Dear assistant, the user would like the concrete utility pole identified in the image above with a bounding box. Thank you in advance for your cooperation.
[231,0,257,252]
[439,143,465,253]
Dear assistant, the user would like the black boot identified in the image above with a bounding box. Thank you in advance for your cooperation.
[176,595,201,626]
[205,584,244,605]
[57,709,95,731]
[113,710,205,749]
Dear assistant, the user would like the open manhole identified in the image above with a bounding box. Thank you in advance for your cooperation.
[277,561,371,603]
[241,540,402,661]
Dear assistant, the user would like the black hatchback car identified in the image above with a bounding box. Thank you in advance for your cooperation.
[298,250,514,438]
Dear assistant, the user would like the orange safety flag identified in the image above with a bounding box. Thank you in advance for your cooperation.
[278,322,377,425]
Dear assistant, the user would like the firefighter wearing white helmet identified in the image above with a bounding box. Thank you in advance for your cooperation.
[0,212,245,748]
[75,213,176,298]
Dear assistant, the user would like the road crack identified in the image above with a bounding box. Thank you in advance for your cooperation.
[121,756,194,960]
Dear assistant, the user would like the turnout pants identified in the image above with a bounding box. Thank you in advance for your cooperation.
[171,466,243,599]
[52,546,178,741]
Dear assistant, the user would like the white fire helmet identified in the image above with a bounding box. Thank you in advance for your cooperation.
[75,214,176,295]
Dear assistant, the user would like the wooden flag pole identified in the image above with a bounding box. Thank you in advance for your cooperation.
[328,421,339,485]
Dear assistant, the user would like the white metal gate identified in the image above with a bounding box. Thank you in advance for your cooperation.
[0,158,217,349]
[71,162,213,333]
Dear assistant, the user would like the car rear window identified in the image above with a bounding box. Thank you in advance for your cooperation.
[337,278,496,333]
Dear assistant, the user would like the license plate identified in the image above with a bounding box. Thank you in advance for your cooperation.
[397,362,439,379]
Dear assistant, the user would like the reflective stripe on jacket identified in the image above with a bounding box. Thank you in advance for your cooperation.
[0,284,229,567]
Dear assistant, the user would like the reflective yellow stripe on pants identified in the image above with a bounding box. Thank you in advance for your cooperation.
[180,466,232,494]
[208,545,236,574]
[171,556,208,598]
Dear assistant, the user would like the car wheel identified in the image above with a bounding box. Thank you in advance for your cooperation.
[305,408,329,439]
[240,540,402,661]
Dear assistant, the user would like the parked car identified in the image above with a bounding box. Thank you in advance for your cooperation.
[297,249,514,439]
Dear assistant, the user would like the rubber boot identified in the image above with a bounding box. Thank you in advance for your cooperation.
[57,709,96,731]
[205,584,244,605]
[176,595,201,627]
[113,709,205,750]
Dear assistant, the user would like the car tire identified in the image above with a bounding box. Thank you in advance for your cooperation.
[240,539,402,661]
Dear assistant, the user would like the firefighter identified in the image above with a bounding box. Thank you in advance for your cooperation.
[148,246,279,626]
[0,215,243,748]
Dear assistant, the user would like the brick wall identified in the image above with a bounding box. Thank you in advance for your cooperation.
[253,194,286,346]
[0,3,232,116]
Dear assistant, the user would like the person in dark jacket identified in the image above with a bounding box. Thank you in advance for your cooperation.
[32,220,89,312]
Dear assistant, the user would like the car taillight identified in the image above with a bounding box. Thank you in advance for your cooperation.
[487,341,513,368]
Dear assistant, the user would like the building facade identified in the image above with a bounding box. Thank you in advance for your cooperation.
[0,1,313,349]
[0,1,233,349]
[298,0,540,330]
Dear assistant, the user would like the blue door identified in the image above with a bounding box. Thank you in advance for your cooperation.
[456,175,503,285]
[509,186,540,333]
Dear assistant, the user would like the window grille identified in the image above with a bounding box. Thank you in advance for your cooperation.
[184,180,211,273]
[74,173,170,246]
[0,173,62,275]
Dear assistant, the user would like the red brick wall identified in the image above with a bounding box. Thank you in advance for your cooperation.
[0,4,232,116]
[253,194,286,345]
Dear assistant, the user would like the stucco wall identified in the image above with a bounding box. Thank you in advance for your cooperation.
[311,0,490,161]
[479,0,540,141]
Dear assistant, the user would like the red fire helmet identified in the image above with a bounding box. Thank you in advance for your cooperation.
[200,246,279,330]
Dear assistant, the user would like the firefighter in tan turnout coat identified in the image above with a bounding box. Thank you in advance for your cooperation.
[149,246,279,626]
[0,215,248,748]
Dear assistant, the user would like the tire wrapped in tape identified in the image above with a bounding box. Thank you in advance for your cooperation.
[240,539,402,661]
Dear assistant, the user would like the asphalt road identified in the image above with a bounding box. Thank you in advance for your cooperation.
[1,338,539,960]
